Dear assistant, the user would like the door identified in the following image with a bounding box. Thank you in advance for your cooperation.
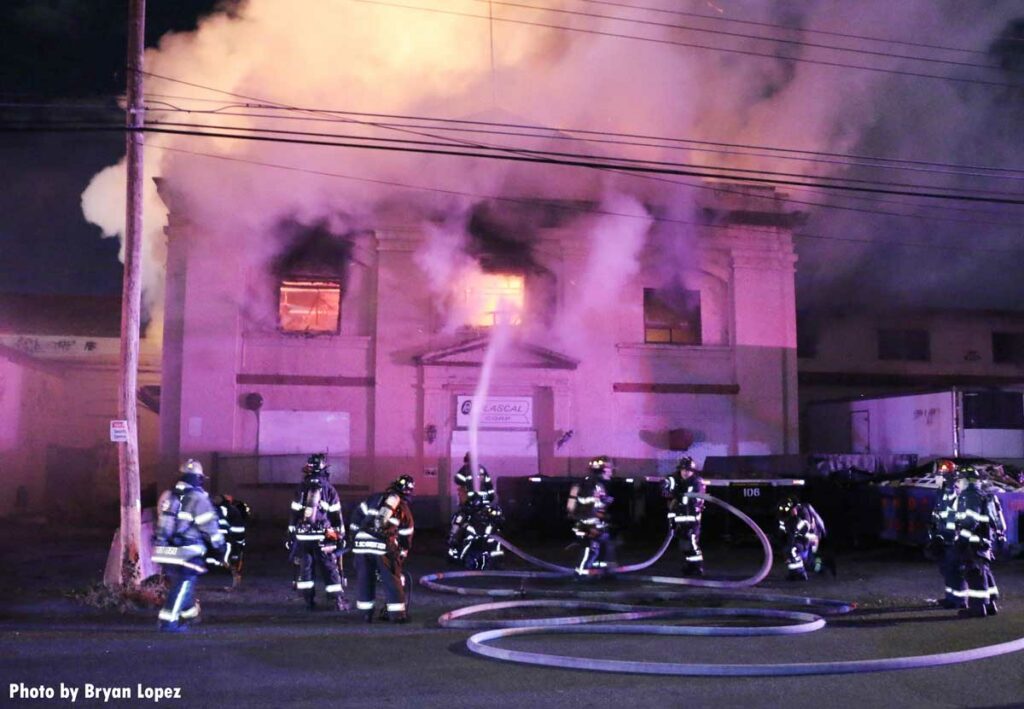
[851,410,870,453]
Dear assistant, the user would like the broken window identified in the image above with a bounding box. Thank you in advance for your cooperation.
[459,272,525,328]
[278,279,341,334]
[644,288,701,345]
[877,328,929,361]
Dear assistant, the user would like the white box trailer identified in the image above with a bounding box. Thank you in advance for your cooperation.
[806,389,1024,458]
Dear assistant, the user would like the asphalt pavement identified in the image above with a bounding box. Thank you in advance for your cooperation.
[2,520,1023,709]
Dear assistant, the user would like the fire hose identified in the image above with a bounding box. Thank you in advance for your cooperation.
[421,492,1024,676]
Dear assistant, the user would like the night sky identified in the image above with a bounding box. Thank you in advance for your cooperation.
[0,0,223,295]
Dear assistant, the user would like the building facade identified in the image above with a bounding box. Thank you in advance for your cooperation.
[160,185,801,520]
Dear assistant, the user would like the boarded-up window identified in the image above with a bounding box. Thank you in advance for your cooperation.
[644,288,701,345]
[279,279,341,334]
[878,329,929,361]
[993,332,1024,364]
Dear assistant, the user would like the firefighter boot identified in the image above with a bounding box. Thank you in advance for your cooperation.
[958,605,987,619]
[986,600,999,616]
[304,591,316,611]
[335,595,350,612]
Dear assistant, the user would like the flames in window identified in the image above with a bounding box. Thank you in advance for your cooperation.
[457,272,525,328]
[279,279,341,334]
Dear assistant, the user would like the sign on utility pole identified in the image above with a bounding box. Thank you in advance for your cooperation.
[107,0,146,590]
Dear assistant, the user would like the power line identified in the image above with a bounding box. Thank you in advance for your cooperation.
[119,117,1022,198]
[576,0,1021,56]
[7,117,1023,205]
[145,141,1024,256]
[129,90,1024,178]
[124,105,1024,186]
[472,0,1011,73]
[94,71,1024,222]
[350,0,1023,90]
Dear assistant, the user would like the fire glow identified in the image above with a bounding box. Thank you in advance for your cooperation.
[459,272,524,328]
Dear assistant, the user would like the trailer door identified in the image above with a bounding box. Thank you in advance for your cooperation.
[851,410,870,453]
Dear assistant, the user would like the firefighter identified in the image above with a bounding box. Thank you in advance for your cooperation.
[206,494,251,589]
[349,475,415,623]
[777,496,828,581]
[566,455,616,575]
[449,453,498,561]
[454,452,496,505]
[927,460,966,609]
[287,454,348,612]
[152,459,225,632]
[955,465,1007,618]
[663,456,706,576]
[448,496,505,569]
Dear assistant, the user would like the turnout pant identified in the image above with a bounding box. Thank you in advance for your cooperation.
[963,555,998,612]
[575,526,615,574]
[939,543,967,606]
[674,521,703,574]
[354,552,406,614]
[159,566,200,626]
[294,541,344,601]
[787,534,820,578]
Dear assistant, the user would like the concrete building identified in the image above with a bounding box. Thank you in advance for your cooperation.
[159,184,801,521]
[0,294,161,518]
[798,308,1024,453]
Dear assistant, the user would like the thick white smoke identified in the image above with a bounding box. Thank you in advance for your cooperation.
[81,0,1024,316]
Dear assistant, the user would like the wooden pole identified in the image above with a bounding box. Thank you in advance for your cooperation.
[112,0,146,589]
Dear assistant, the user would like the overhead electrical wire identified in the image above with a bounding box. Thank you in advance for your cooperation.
[131,141,1024,256]
[5,118,1022,205]
[349,0,1023,90]
[15,93,1022,183]
[468,0,1013,73]
[121,117,1024,199]
[575,0,1023,56]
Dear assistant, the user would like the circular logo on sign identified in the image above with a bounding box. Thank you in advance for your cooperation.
[460,400,473,415]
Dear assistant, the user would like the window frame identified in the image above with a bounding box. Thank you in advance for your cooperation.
[643,287,702,346]
[877,328,930,362]
[277,277,343,336]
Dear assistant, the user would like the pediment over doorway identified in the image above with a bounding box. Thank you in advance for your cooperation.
[412,335,578,370]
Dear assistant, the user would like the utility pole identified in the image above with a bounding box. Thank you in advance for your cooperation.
[109,0,146,589]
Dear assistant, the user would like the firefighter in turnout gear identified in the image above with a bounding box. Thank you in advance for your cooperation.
[928,460,966,609]
[777,496,828,581]
[567,456,616,575]
[152,459,225,632]
[454,452,496,505]
[287,454,348,611]
[449,453,500,564]
[448,496,505,569]
[349,475,415,622]
[663,456,706,576]
[206,494,251,589]
[955,465,1007,618]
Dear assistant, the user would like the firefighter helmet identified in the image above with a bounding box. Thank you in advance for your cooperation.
[777,495,798,517]
[936,459,956,477]
[588,455,613,474]
[675,456,697,474]
[959,463,981,480]
[179,458,207,487]
[389,474,415,497]
[303,453,329,477]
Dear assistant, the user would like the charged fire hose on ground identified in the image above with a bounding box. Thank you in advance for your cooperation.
[421,491,1024,676]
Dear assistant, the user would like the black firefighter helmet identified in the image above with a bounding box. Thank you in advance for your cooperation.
[388,474,416,498]
[588,455,613,476]
[303,453,330,479]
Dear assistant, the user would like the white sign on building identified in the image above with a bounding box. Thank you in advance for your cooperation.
[456,396,533,429]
